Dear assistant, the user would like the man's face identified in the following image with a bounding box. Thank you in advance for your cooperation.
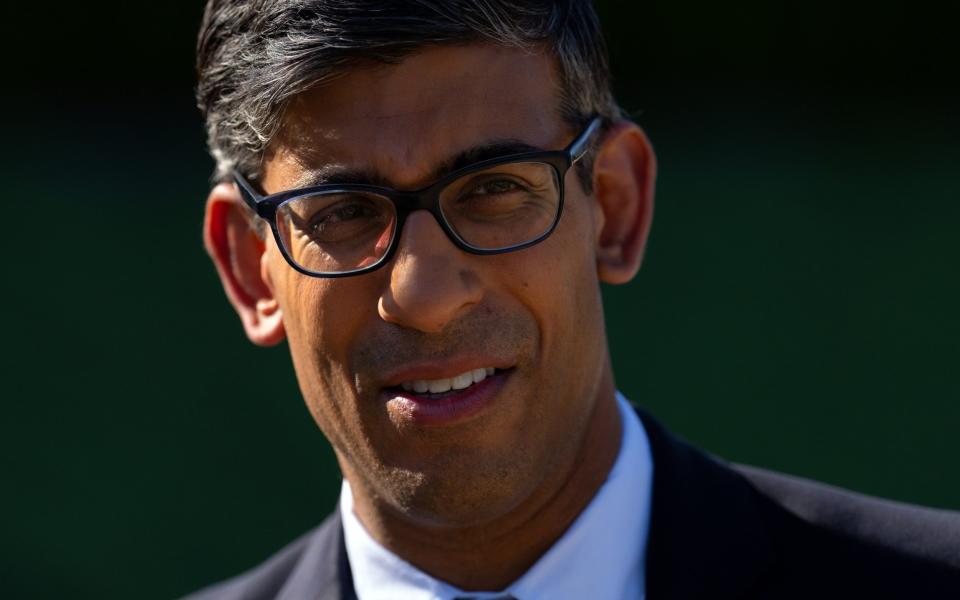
[258,44,614,527]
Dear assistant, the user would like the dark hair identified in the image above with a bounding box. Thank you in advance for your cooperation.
[196,0,620,188]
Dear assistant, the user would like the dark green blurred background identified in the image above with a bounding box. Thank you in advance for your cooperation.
[2,1,957,597]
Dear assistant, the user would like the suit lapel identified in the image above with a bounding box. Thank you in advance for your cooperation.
[278,509,358,600]
[637,407,775,599]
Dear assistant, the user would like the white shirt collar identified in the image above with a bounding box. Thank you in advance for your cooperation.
[340,391,653,600]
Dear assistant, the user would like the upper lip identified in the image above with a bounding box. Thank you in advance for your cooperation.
[379,357,513,388]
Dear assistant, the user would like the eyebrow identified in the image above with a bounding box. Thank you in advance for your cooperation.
[290,139,544,190]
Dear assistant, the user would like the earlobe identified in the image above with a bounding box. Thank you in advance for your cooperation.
[203,183,286,346]
[591,121,657,285]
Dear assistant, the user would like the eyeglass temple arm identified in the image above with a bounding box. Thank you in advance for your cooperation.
[232,169,263,213]
[568,116,603,164]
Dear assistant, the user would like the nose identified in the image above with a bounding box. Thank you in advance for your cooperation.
[378,211,483,333]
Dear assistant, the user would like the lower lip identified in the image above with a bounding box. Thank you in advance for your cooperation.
[382,371,510,427]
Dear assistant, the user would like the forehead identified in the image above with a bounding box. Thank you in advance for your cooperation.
[263,44,565,192]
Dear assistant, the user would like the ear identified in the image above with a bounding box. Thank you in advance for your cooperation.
[203,183,286,346]
[590,120,657,285]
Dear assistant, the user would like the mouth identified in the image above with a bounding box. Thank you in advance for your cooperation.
[381,367,513,426]
[397,366,496,395]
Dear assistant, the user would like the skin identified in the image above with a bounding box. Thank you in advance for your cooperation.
[204,44,656,590]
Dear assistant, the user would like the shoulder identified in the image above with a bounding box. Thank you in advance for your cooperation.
[634,405,960,598]
[734,463,960,569]
[730,463,960,597]
[181,511,351,600]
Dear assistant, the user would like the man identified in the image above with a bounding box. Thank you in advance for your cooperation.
[190,1,960,598]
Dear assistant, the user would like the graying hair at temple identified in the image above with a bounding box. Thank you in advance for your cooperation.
[195,0,621,191]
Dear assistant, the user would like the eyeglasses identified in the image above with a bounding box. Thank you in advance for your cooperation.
[233,116,603,278]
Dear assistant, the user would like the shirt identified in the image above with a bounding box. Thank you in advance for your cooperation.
[340,391,653,600]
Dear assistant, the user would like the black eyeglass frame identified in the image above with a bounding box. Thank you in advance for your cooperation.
[233,116,603,278]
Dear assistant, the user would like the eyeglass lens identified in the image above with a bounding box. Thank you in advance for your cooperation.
[274,161,561,274]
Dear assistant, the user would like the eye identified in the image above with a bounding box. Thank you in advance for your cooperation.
[292,194,393,244]
[311,202,375,230]
[463,178,524,197]
[440,163,558,232]
[460,178,529,201]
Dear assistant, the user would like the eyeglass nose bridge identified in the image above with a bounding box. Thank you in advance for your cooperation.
[386,187,479,259]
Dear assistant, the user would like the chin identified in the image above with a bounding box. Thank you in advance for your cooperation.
[376,450,545,530]
[402,479,534,530]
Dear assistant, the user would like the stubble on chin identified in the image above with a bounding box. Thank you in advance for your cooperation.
[337,303,546,527]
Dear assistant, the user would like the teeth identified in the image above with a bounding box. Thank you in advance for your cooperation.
[451,372,473,390]
[398,368,497,395]
[428,378,450,393]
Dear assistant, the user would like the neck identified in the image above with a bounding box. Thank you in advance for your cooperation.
[344,368,623,591]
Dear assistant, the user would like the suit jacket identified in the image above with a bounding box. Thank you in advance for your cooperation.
[186,408,960,599]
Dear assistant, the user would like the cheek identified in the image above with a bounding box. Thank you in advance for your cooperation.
[268,238,368,356]
[530,191,602,310]
[501,191,605,373]
[267,245,380,439]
